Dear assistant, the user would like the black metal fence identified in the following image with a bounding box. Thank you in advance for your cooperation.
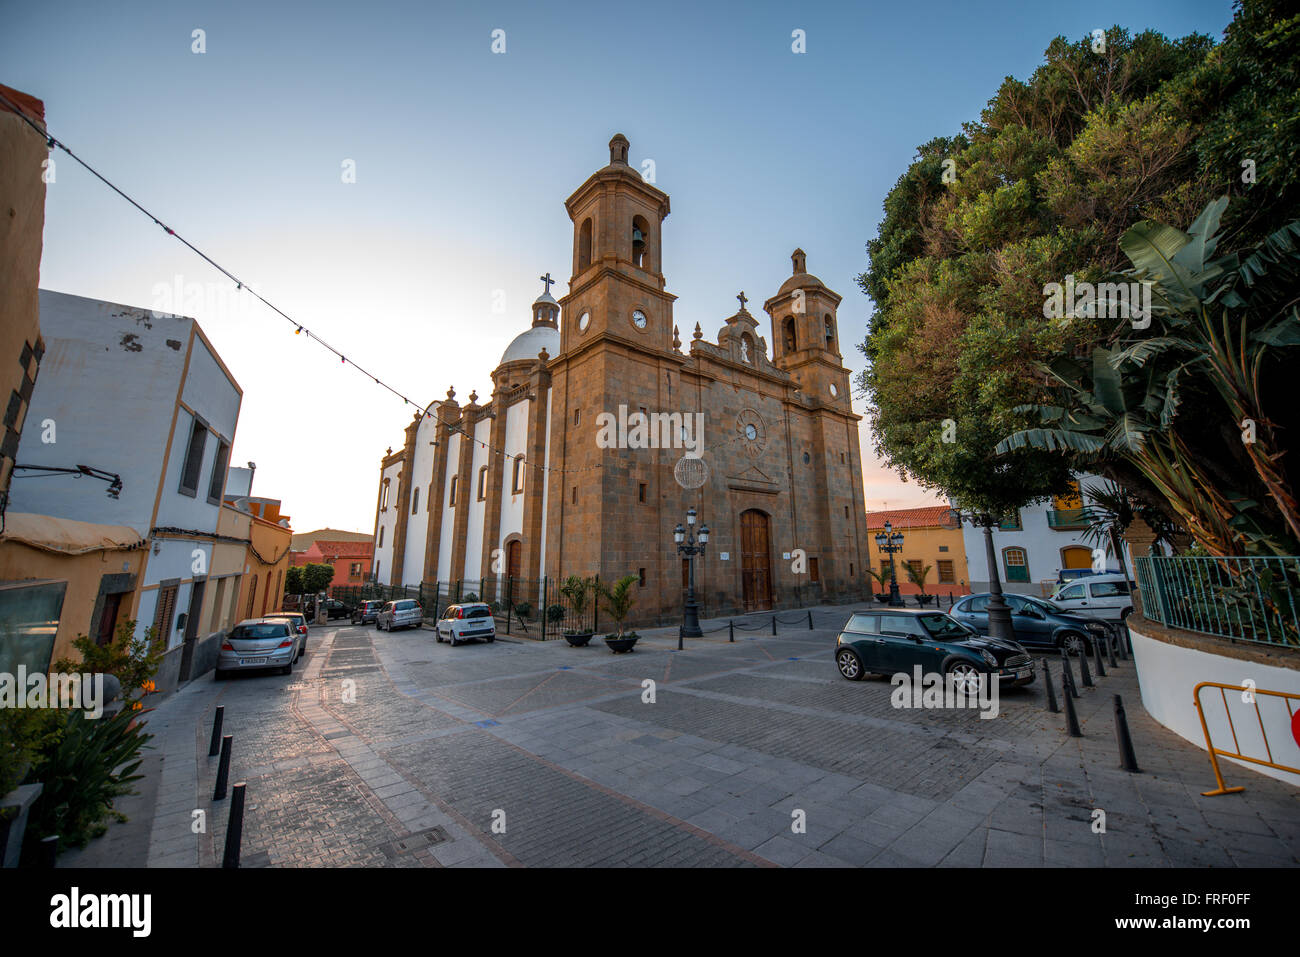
[332,576,600,641]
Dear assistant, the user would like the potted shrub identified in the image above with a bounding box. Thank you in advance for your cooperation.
[558,575,595,646]
[869,569,891,603]
[598,574,640,653]
[905,563,936,605]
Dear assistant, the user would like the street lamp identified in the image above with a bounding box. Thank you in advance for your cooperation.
[874,520,905,607]
[945,504,1015,641]
[675,507,709,640]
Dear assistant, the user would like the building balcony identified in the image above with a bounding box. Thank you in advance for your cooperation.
[1046,507,1090,530]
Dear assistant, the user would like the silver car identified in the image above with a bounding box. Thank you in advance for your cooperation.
[267,612,309,659]
[216,618,300,679]
[1050,574,1135,622]
[377,599,423,632]
[436,603,497,646]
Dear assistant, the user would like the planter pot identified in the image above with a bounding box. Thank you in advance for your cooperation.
[0,783,43,869]
[564,631,594,647]
[915,594,936,606]
[604,633,639,653]
[874,594,891,603]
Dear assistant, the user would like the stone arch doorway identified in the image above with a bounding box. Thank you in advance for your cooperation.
[739,509,773,611]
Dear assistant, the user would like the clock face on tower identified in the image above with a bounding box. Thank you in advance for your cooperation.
[736,409,766,459]
[631,309,647,330]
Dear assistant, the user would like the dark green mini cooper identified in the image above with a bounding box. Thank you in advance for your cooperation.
[834,609,1035,689]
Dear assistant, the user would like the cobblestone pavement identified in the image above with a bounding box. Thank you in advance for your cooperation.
[69,607,1300,867]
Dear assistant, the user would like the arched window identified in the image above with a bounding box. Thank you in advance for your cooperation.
[578,218,593,271]
[1002,546,1030,583]
[380,478,390,511]
[411,487,420,514]
[825,314,835,347]
[512,455,526,494]
[783,317,797,353]
[377,526,384,547]
[477,465,488,501]
[449,476,458,506]
[631,216,649,269]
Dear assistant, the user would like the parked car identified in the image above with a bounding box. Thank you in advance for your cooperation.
[377,599,423,631]
[833,609,1035,688]
[216,618,300,679]
[436,603,497,646]
[267,611,309,658]
[351,600,384,625]
[321,598,351,620]
[1049,573,1135,622]
[951,592,1113,656]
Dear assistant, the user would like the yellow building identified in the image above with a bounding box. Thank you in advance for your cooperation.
[865,506,970,601]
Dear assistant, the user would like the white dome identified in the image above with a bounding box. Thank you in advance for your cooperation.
[500,324,560,364]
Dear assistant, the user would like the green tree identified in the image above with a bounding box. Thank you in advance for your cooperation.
[857,4,1297,524]
[300,563,335,595]
[284,565,303,596]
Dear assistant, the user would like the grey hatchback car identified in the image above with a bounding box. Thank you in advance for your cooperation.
[216,618,300,679]
[377,599,423,631]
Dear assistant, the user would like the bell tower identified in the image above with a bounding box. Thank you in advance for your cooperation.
[557,133,676,358]
[763,248,851,407]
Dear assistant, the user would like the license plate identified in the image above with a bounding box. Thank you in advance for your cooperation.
[240,657,268,665]
[1015,667,1030,678]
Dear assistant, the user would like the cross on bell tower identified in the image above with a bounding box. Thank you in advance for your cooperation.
[539,272,555,296]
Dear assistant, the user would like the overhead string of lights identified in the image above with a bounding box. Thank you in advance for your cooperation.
[2,90,746,479]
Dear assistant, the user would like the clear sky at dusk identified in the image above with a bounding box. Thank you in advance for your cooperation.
[2,0,1234,532]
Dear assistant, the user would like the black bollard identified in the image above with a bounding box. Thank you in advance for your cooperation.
[1062,670,1083,737]
[678,626,683,651]
[209,705,225,757]
[807,611,813,630]
[1106,632,1119,669]
[1093,633,1106,678]
[39,835,58,868]
[729,620,735,642]
[1042,658,1059,713]
[1116,627,1128,661]
[1078,639,1094,687]
[771,615,777,636]
[1114,695,1141,772]
[1060,650,1079,699]
[214,734,233,801]
[223,782,247,868]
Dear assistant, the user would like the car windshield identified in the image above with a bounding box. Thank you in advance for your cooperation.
[396,600,417,610]
[465,607,491,618]
[231,624,288,639]
[1025,596,1064,614]
[918,614,970,640]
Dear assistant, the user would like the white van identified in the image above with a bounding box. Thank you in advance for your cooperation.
[1050,573,1134,622]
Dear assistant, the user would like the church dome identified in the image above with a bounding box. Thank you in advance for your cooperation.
[776,247,825,297]
[500,324,559,365]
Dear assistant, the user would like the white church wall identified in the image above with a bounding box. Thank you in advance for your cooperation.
[401,414,437,585]
[539,388,552,576]
[373,459,402,584]
[436,432,461,583]
[463,418,490,581]
[498,400,529,556]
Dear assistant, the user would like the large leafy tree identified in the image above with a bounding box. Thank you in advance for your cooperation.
[858,2,1298,521]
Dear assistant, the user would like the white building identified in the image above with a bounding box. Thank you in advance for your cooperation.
[9,290,243,682]
[958,475,1130,595]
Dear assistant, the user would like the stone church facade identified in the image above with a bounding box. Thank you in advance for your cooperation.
[372,134,870,624]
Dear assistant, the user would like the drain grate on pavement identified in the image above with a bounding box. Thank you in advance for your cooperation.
[379,825,451,858]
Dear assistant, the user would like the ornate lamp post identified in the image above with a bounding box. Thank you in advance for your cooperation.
[674,507,709,639]
[874,520,905,607]
[945,505,1015,641]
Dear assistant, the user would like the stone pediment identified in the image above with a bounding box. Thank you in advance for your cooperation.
[726,463,780,494]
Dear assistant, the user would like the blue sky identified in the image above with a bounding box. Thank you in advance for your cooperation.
[2,0,1235,532]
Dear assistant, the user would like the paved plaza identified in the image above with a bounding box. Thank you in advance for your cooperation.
[63,607,1300,868]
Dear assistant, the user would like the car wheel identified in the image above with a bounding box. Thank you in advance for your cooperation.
[946,660,983,696]
[836,649,864,680]
[435,630,444,643]
[486,636,494,643]
[448,634,458,647]
[282,657,294,676]
[1058,632,1088,656]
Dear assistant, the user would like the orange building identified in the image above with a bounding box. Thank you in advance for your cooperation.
[293,539,374,593]
[865,506,970,600]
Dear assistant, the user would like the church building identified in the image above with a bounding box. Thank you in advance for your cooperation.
[372,134,870,624]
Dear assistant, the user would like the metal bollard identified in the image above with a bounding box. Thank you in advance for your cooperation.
[677,627,683,651]
[1063,670,1083,737]
[223,782,247,868]
[1078,639,1094,688]
[1107,633,1119,669]
[807,611,813,630]
[209,705,225,757]
[214,734,233,801]
[1060,650,1079,699]
[1093,634,1106,678]
[1114,695,1141,772]
[729,620,734,642]
[771,615,777,636]
[1042,658,1059,713]
[39,835,58,868]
